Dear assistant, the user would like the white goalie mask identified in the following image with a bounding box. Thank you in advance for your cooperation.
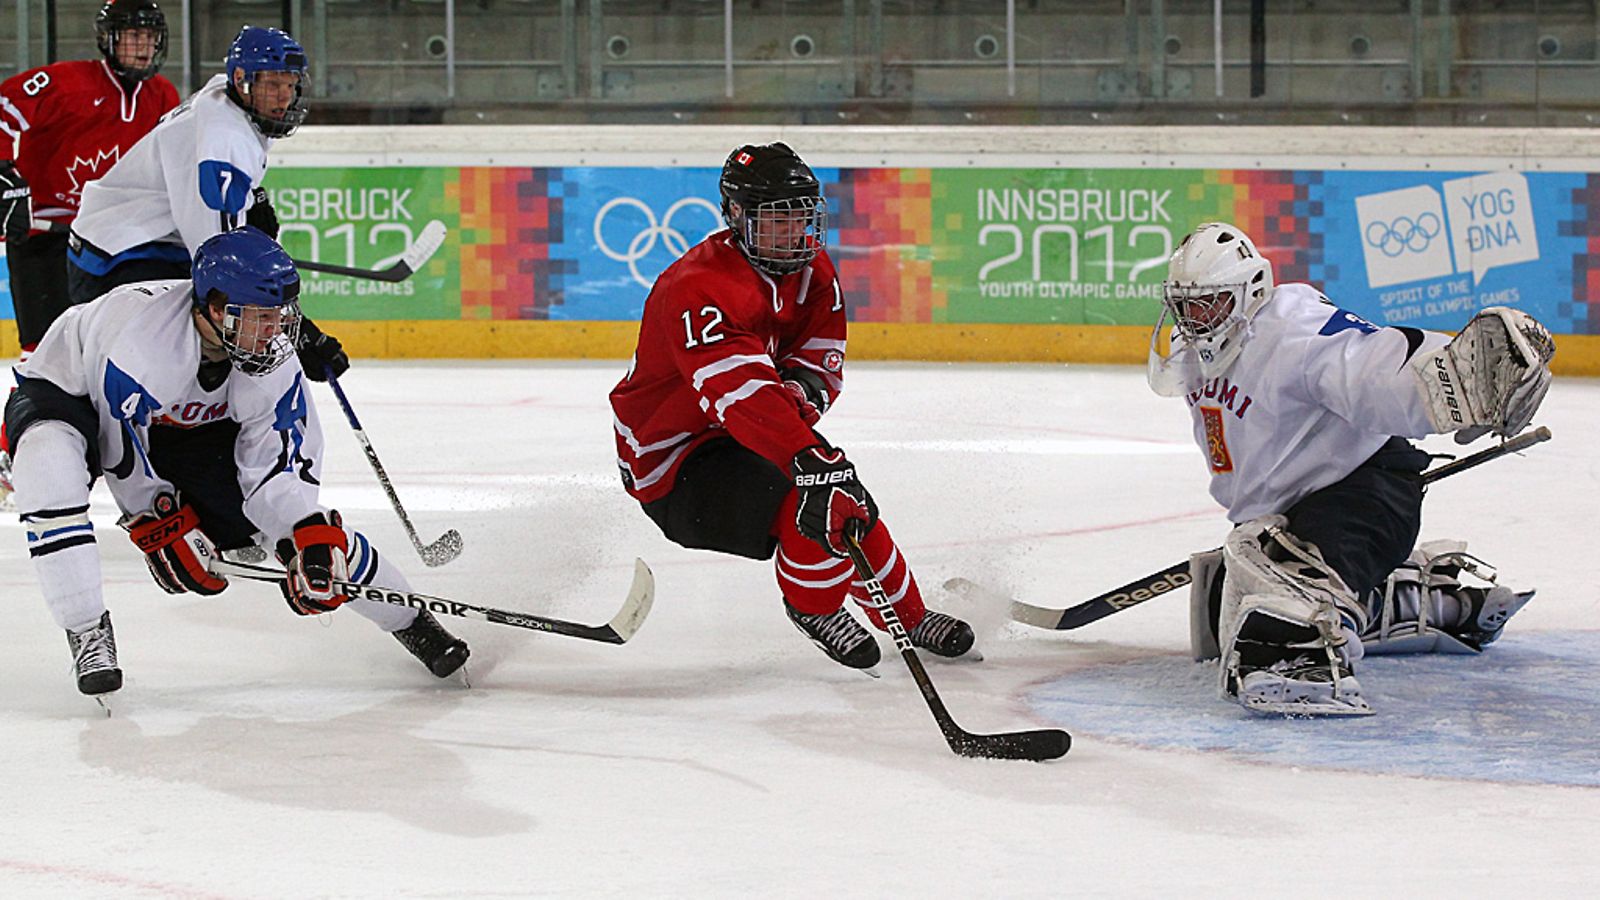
[1147,222,1274,396]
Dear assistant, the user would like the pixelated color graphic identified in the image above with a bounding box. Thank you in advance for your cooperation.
[830,168,942,323]
[454,167,567,320]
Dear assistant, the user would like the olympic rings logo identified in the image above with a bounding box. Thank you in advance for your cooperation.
[1364,213,1442,258]
[594,196,723,288]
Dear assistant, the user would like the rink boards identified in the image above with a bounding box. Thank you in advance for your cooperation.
[4,125,1599,373]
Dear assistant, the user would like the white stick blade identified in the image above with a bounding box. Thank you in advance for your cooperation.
[402,220,448,273]
[607,559,656,642]
[421,529,465,567]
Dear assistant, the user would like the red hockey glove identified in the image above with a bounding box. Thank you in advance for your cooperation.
[124,492,228,595]
[779,366,832,427]
[791,444,878,558]
[275,511,351,615]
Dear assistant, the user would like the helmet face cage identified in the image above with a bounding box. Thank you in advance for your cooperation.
[735,195,827,277]
[96,1,168,81]
[1161,282,1244,343]
[217,299,302,377]
[226,28,310,138]
[233,69,309,139]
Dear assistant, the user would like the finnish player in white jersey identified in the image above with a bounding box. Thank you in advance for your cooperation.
[4,228,468,702]
[64,24,347,381]
[1148,222,1555,716]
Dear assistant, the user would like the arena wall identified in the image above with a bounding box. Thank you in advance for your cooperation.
[4,125,1597,374]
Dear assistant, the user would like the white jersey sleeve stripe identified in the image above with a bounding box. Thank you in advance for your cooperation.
[0,94,30,133]
[612,416,692,457]
[691,353,772,392]
[710,378,773,422]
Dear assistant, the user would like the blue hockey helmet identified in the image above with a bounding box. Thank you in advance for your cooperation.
[192,226,302,376]
[224,26,309,138]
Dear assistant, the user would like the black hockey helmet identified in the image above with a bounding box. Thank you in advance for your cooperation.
[719,142,827,277]
[96,0,168,82]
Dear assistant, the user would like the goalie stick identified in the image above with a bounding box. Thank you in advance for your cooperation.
[37,218,448,284]
[843,526,1070,762]
[212,558,656,644]
[986,425,1553,632]
[324,368,464,567]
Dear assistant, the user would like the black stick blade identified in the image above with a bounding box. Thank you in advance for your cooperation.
[947,727,1071,761]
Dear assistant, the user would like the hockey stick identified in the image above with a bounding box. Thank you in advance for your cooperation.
[35,218,447,284]
[291,220,446,283]
[323,368,464,567]
[992,425,1554,632]
[843,526,1070,761]
[213,558,656,644]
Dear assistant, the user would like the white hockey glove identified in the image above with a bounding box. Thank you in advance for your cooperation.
[1409,306,1555,443]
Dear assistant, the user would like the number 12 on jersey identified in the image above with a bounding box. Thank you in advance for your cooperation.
[681,306,726,348]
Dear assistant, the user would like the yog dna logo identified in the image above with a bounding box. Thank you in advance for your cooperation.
[1355,173,1539,289]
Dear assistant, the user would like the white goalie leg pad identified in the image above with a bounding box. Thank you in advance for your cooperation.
[1409,306,1556,440]
[1218,516,1372,716]
[1188,547,1225,661]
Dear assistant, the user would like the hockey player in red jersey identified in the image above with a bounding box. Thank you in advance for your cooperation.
[610,142,974,671]
[1,1,180,507]
[0,0,178,357]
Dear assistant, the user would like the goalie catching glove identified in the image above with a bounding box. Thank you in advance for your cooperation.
[1411,306,1555,443]
[791,444,878,557]
[275,511,352,615]
[124,492,228,595]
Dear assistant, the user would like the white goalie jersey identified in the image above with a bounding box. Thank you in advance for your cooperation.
[18,279,326,541]
[1177,283,1450,523]
[70,74,271,272]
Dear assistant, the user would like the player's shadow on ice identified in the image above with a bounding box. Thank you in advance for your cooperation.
[76,693,535,838]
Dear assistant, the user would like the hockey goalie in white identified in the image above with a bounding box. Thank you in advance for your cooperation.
[4,227,468,702]
[1149,222,1555,716]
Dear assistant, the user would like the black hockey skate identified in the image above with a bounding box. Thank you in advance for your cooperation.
[907,610,976,659]
[785,601,881,670]
[393,610,470,678]
[66,611,123,695]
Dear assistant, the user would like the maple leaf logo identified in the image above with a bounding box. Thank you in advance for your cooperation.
[64,147,123,202]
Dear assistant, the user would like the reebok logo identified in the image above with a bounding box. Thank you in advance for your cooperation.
[1105,571,1191,609]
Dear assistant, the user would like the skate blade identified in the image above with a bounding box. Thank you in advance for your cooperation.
[91,695,113,717]
[857,665,881,679]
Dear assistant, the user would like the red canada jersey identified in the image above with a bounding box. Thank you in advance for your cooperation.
[0,59,178,235]
[610,230,848,503]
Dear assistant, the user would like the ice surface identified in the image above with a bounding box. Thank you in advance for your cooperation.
[2,360,1597,897]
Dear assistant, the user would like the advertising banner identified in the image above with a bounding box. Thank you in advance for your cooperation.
[7,165,1595,337]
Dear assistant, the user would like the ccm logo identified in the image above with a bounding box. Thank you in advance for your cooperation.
[795,470,855,487]
[1105,571,1192,609]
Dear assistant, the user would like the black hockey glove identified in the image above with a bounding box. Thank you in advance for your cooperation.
[245,186,280,239]
[274,511,352,616]
[297,316,350,382]
[0,160,31,244]
[779,366,832,427]
[123,492,228,595]
[791,444,878,558]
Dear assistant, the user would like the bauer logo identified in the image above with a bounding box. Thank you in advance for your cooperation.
[1355,185,1454,288]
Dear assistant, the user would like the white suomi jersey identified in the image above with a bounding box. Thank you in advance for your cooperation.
[1177,283,1449,523]
[19,279,325,542]
[70,74,270,274]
